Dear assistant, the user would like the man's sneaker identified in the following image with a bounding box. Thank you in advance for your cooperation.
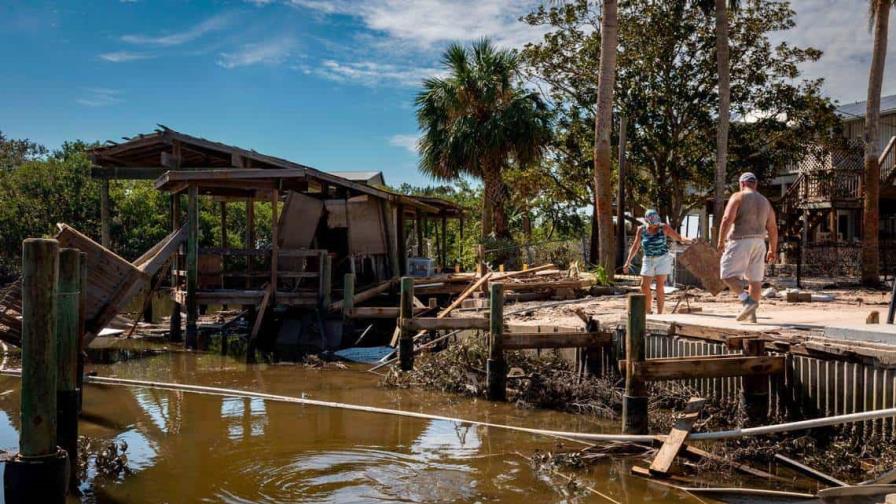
[736,297,759,322]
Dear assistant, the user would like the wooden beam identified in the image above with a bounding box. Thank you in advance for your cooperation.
[270,188,279,303]
[246,284,272,363]
[185,184,199,349]
[345,306,427,318]
[401,317,489,331]
[774,454,848,487]
[649,397,705,476]
[100,178,111,248]
[627,355,785,381]
[328,279,394,312]
[502,331,611,350]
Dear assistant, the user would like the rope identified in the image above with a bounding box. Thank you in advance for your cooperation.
[1,369,895,444]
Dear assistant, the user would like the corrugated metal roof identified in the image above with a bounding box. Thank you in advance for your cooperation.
[837,94,896,119]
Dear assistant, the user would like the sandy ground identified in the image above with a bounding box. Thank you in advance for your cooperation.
[455,281,894,332]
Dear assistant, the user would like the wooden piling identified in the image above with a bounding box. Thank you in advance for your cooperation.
[5,238,67,503]
[487,283,506,401]
[623,293,649,434]
[169,194,183,343]
[21,238,60,456]
[742,339,769,425]
[56,248,80,490]
[77,252,87,413]
[398,277,414,371]
[185,184,199,349]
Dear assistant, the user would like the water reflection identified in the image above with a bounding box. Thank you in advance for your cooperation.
[0,353,708,503]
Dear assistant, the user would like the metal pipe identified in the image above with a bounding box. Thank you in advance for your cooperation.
[3,369,896,444]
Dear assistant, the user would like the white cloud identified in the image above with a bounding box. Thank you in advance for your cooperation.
[389,133,419,153]
[309,59,442,86]
[274,0,547,49]
[218,37,294,68]
[121,12,233,46]
[76,88,124,107]
[98,50,153,62]
[770,0,896,103]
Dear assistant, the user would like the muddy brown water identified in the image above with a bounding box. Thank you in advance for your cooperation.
[0,352,817,503]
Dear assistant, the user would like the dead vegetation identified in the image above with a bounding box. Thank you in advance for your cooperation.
[382,339,621,418]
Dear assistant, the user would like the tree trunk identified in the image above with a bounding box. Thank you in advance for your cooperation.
[594,0,618,278]
[862,0,890,286]
[481,166,511,240]
[589,200,599,265]
[481,179,494,241]
[711,0,731,247]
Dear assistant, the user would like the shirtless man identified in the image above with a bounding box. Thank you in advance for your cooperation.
[718,172,778,322]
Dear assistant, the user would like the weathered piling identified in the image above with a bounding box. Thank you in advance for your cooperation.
[623,293,648,434]
[398,277,414,371]
[342,273,355,336]
[77,251,87,412]
[56,248,80,490]
[4,239,67,503]
[742,339,770,425]
[487,283,506,401]
[169,193,183,343]
[185,184,199,349]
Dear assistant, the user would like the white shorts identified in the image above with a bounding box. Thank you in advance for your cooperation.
[641,254,673,277]
[720,238,766,282]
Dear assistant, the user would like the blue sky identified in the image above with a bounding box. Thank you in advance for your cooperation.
[1,0,893,187]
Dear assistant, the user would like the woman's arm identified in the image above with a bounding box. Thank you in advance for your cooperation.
[663,224,690,244]
[623,227,643,270]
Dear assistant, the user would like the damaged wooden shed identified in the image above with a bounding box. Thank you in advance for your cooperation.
[89,127,463,351]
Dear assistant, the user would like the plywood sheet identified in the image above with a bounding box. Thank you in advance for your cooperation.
[347,195,387,255]
[279,192,324,249]
[677,239,726,295]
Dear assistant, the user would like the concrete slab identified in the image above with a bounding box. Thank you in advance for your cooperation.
[823,322,896,345]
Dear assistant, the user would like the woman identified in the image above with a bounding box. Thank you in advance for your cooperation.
[623,210,689,314]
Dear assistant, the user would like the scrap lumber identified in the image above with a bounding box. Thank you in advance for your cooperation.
[620,354,784,381]
[676,239,726,296]
[679,444,783,481]
[860,467,896,485]
[328,278,395,312]
[774,454,848,487]
[649,397,706,476]
[246,284,272,353]
[401,317,489,331]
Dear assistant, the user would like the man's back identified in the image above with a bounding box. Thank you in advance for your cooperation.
[731,190,770,240]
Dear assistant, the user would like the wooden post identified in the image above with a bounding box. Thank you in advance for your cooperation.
[398,277,414,371]
[459,216,465,266]
[487,283,506,401]
[185,184,199,349]
[741,339,769,425]
[169,194,182,343]
[56,248,80,490]
[76,252,87,413]
[246,198,255,289]
[440,214,448,271]
[342,273,355,320]
[100,178,111,248]
[270,188,279,305]
[416,210,425,256]
[5,238,67,503]
[220,201,228,248]
[396,205,407,275]
[320,254,332,309]
[623,293,648,434]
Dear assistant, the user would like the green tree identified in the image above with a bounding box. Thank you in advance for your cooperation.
[523,0,839,229]
[0,130,46,170]
[862,0,893,285]
[416,39,552,242]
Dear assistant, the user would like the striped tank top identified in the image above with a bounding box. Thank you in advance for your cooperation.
[641,225,669,257]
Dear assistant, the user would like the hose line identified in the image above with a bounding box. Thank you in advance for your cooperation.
[1,369,894,443]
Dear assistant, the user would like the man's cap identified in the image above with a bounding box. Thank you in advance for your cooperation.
[644,209,661,224]
[739,172,758,183]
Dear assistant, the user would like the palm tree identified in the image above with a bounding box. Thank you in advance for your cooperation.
[695,0,739,246]
[862,0,892,286]
[416,39,551,241]
[593,0,619,276]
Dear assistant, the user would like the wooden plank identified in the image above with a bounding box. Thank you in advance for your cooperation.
[774,453,848,487]
[502,331,611,350]
[679,444,783,481]
[328,279,394,312]
[135,225,187,275]
[345,307,428,318]
[649,397,706,475]
[246,284,272,362]
[401,317,489,331]
[676,239,726,295]
[628,355,785,381]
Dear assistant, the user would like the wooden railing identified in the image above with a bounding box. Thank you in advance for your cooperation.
[804,169,863,202]
[881,135,896,185]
